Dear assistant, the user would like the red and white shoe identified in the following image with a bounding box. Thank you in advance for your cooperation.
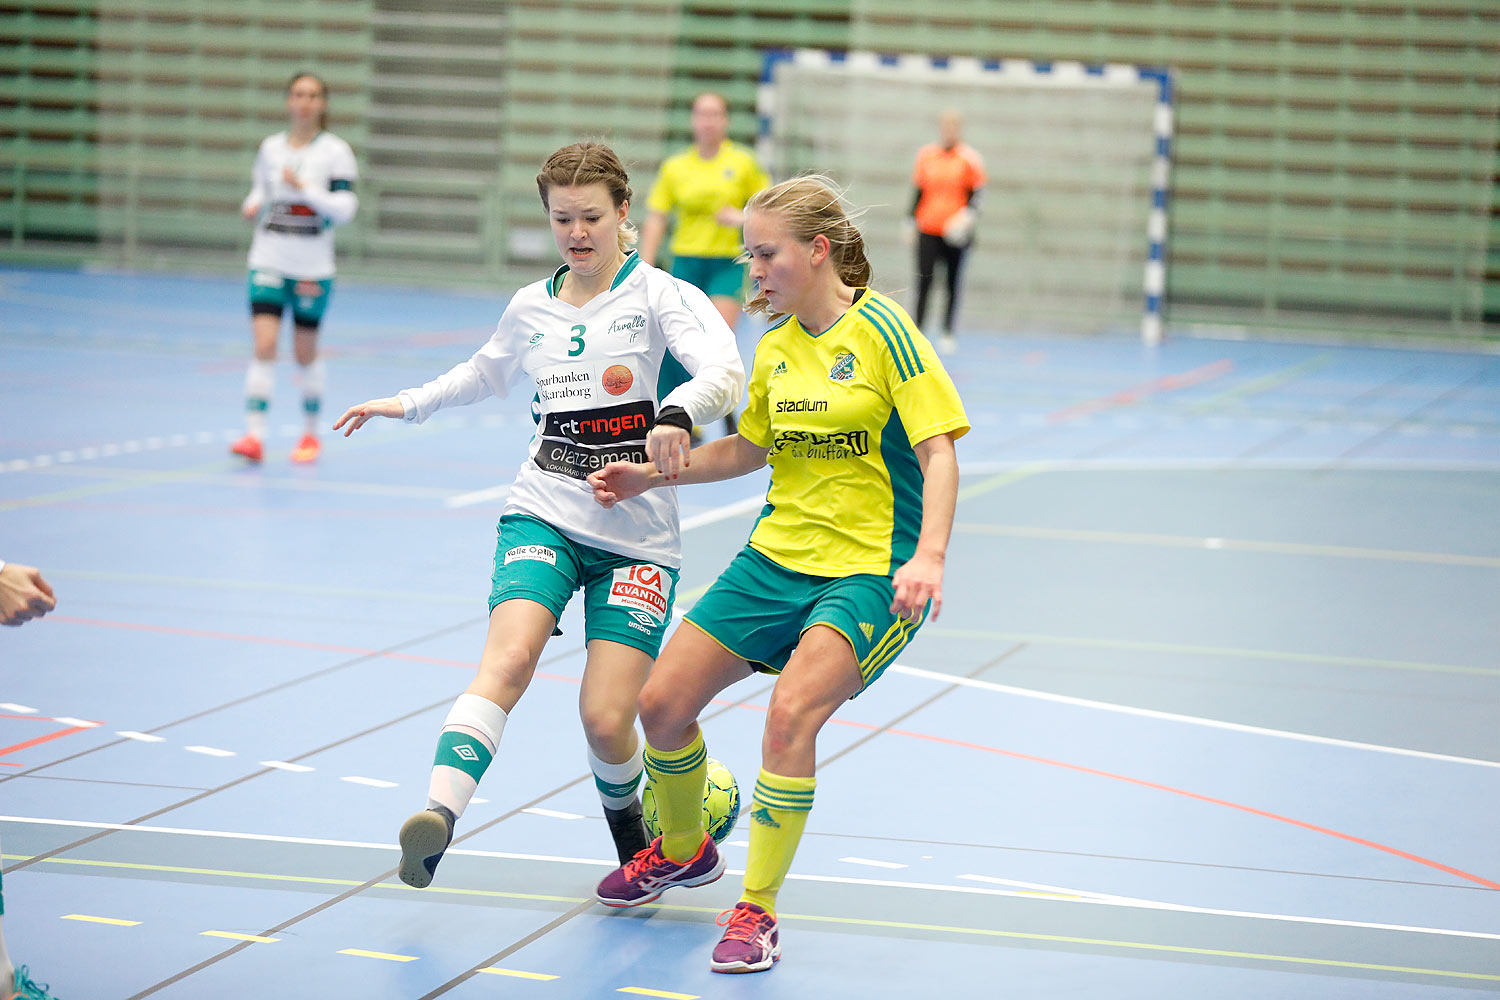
[290,433,320,463]
[229,434,263,463]
[710,901,780,973]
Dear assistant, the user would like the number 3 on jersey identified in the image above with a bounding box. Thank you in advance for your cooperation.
[568,324,586,357]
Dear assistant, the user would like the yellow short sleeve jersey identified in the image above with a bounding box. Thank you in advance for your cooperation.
[736,289,970,578]
[646,141,771,260]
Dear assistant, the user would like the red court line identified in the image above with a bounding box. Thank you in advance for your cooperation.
[0,715,100,762]
[46,615,1495,890]
[861,719,1500,892]
[1047,359,1234,424]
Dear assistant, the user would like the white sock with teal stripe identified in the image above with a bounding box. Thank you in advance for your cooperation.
[426,693,507,817]
[298,359,324,433]
[0,834,12,994]
[586,740,644,810]
[244,359,273,438]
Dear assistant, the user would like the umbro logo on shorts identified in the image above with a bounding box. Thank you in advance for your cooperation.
[452,745,481,762]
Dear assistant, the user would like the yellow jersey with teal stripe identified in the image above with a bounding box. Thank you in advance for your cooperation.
[737,289,969,578]
[646,141,771,259]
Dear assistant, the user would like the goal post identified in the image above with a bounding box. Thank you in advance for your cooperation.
[758,49,1174,344]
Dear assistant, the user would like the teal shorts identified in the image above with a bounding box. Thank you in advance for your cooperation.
[683,545,924,695]
[489,514,680,657]
[248,268,334,328]
[671,255,746,301]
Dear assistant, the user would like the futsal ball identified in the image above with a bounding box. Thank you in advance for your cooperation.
[641,756,740,845]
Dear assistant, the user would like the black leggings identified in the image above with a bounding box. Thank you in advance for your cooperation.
[915,232,967,334]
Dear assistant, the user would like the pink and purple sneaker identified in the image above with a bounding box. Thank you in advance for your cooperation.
[595,833,724,907]
[710,901,781,973]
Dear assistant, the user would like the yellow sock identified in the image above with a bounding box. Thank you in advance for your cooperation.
[643,729,708,862]
[739,768,815,915]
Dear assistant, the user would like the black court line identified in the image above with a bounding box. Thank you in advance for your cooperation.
[1332,368,1492,467]
[415,647,1026,998]
[4,696,454,877]
[0,616,485,787]
[414,900,598,1000]
[125,676,778,998]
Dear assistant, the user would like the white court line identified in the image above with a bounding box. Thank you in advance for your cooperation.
[679,495,766,531]
[0,704,38,714]
[50,717,100,728]
[959,457,1500,473]
[521,807,584,820]
[955,872,1500,942]
[116,731,165,743]
[839,857,908,870]
[889,664,1500,769]
[261,761,314,772]
[341,776,398,788]
[183,746,236,758]
[5,815,1496,942]
[444,484,510,509]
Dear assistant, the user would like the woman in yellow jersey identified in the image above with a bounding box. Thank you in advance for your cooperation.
[589,175,968,974]
[640,92,771,435]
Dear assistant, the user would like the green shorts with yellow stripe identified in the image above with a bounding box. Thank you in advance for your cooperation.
[682,545,922,695]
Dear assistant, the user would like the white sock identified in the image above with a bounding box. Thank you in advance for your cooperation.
[587,738,644,811]
[426,693,507,817]
[298,359,325,434]
[244,359,274,438]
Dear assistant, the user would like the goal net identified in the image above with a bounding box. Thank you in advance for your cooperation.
[758,50,1173,342]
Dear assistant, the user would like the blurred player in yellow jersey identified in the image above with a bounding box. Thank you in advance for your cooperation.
[641,92,771,436]
[590,175,967,974]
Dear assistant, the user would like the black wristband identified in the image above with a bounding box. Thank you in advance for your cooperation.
[652,405,693,432]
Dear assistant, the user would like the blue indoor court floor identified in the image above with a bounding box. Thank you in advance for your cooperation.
[2,265,1499,998]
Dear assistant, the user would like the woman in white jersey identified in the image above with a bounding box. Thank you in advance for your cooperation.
[333,142,745,880]
[232,71,359,465]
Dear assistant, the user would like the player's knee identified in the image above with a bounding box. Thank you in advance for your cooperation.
[761,695,817,759]
[637,677,688,741]
[476,643,536,690]
[579,700,635,747]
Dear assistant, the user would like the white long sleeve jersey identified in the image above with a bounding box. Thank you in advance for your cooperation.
[398,252,747,568]
[243,131,359,280]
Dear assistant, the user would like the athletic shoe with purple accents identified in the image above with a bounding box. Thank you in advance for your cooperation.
[595,833,724,907]
[710,901,781,973]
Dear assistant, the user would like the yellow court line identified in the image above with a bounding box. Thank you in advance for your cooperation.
[921,628,1500,679]
[478,968,559,981]
[201,930,279,943]
[0,461,230,512]
[62,914,140,926]
[954,522,1500,568]
[18,855,1499,983]
[957,461,1053,502]
[338,948,419,962]
[617,989,699,1000]
[775,910,1500,983]
[1189,353,1337,412]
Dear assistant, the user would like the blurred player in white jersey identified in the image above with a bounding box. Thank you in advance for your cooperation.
[334,142,745,879]
[232,71,359,464]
